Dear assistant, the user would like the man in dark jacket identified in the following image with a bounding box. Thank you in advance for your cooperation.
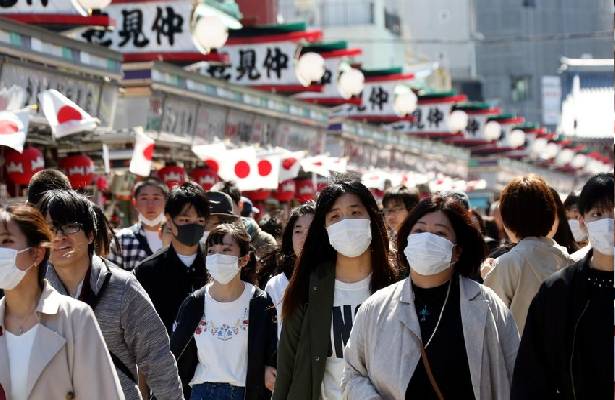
[512,172,613,399]
[134,182,210,333]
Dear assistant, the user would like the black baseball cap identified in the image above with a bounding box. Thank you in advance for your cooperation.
[205,191,239,221]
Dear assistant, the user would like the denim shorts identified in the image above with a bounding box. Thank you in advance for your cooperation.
[190,382,246,400]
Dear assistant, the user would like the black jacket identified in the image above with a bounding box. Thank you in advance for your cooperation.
[134,245,208,333]
[170,284,277,400]
[511,250,613,399]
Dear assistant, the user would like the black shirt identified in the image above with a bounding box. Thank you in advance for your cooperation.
[406,275,475,400]
[134,245,208,333]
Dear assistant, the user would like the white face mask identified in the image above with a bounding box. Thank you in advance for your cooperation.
[0,247,33,290]
[138,213,165,227]
[206,254,240,285]
[568,219,587,242]
[586,218,614,256]
[404,232,454,276]
[326,218,372,258]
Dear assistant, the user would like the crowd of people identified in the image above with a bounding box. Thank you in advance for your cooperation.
[0,168,612,400]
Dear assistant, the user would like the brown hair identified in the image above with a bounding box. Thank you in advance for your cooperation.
[500,175,556,239]
[0,205,52,289]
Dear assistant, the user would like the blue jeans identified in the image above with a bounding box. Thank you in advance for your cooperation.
[190,382,246,400]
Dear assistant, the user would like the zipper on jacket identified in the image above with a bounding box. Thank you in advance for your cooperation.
[569,299,590,400]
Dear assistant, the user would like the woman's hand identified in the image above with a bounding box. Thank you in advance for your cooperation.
[265,366,277,391]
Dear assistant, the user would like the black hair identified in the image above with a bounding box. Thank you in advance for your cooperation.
[577,173,614,215]
[133,177,169,198]
[92,204,118,257]
[563,192,579,211]
[469,209,486,234]
[439,191,470,210]
[164,182,210,219]
[38,190,97,257]
[27,169,72,206]
[206,222,256,284]
[259,217,283,240]
[549,187,578,254]
[382,185,420,211]
[397,195,486,280]
[283,179,397,319]
[212,181,241,206]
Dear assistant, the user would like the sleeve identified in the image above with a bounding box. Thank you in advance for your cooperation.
[120,277,184,400]
[511,286,555,399]
[271,303,306,400]
[484,255,519,307]
[264,294,278,368]
[489,293,520,381]
[72,305,125,400]
[341,303,383,400]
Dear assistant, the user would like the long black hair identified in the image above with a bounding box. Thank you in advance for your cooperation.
[256,201,315,288]
[549,187,578,254]
[282,179,396,319]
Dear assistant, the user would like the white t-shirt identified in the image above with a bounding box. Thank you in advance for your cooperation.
[191,282,255,387]
[321,274,371,400]
[177,253,197,267]
[144,229,163,253]
[6,324,39,400]
[265,272,289,339]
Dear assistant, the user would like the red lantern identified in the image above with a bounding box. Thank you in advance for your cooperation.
[190,166,219,191]
[295,178,315,203]
[158,165,186,189]
[59,154,95,189]
[244,189,271,202]
[5,147,44,185]
[96,176,109,191]
[273,179,295,202]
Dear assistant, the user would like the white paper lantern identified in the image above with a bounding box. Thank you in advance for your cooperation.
[194,15,229,52]
[508,129,526,148]
[448,110,468,132]
[571,153,588,169]
[392,85,417,116]
[555,148,575,166]
[531,138,548,155]
[295,52,325,87]
[483,121,501,141]
[337,67,365,99]
[542,143,560,159]
[78,0,111,9]
[584,159,602,174]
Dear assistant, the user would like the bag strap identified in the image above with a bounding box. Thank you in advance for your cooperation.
[418,341,445,400]
[131,224,153,257]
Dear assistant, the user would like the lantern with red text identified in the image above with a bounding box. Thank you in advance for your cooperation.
[244,189,271,202]
[295,178,315,203]
[5,147,44,185]
[158,165,186,189]
[273,179,296,202]
[59,154,95,189]
[190,166,219,191]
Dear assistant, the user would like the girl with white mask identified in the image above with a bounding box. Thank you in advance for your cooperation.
[274,180,397,400]
[342,195,520,400]
[0,205,123,400]
[171,223,277,400]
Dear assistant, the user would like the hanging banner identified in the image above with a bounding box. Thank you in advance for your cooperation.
[388,104,453,134]
[0,0,84,14]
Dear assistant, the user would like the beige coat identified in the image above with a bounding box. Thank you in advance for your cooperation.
[0,283,124,400]
[342,276,519,400]
[484,237,572,332]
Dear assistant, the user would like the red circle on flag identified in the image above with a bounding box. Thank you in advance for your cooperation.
[143,144,154,161]
[57,105,83,124]
[258,160,272,176]
[313,161,323,167]
[282,157,297,170]
[205,159,219,173]
[0,120,18,135]
[235,161,250,178]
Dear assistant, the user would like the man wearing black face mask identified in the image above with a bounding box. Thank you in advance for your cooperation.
[134,182,210,333]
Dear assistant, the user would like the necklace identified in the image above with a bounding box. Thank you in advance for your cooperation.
[424,280,452,349]
[8,307,38,335]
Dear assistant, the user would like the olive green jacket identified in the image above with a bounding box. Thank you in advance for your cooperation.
[272,262,336,400]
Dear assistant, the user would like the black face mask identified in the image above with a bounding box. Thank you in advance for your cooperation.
[174,223,205,247]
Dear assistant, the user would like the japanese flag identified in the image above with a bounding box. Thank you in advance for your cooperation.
[191,143,227,175]
[278,150,305,182]
[129,128,155,177]
[218,147,280,191]
[362,169,388,190]
[39,89,98,138]
[0,108,31,153]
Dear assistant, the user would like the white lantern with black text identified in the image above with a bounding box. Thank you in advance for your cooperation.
[483,121,501,141]
[337,64,365,99]
[508,129,526,148]
[392,85,417,116]
[296,52,325,87]
[194,15,229,53]
[448,110,468,132]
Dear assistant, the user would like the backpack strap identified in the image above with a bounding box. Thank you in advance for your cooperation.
[130,224,153,257]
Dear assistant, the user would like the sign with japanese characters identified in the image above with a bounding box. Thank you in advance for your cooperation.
[388,104,453,133]
[294,57,339,100]
[80,0,195,53]
[0,0,82,14]
[464,114,492,140]
[333,79,412,120]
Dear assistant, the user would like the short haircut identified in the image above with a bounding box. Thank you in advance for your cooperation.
[562,192,579,211]
[133,177,169,198]
[259,216,283,239]
[164,182,210,219]
[440,191,470,210]
[27,169,72,206]
[211,181,241,205]
[206,222,251,257]
[499,175,555,239]
[382,185,420,211]
[577,173,614,215]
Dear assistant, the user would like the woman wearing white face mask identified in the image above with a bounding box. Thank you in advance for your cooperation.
[342,195,520,400]
[171,223,277,400]
[0,205,123,400]
[274,180,397,400]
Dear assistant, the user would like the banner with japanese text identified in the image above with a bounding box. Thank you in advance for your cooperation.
[294,57,340,101]
[0,0,83,14]
[387,103,453,134]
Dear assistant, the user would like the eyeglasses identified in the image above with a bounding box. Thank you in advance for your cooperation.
[51,223,83,236]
